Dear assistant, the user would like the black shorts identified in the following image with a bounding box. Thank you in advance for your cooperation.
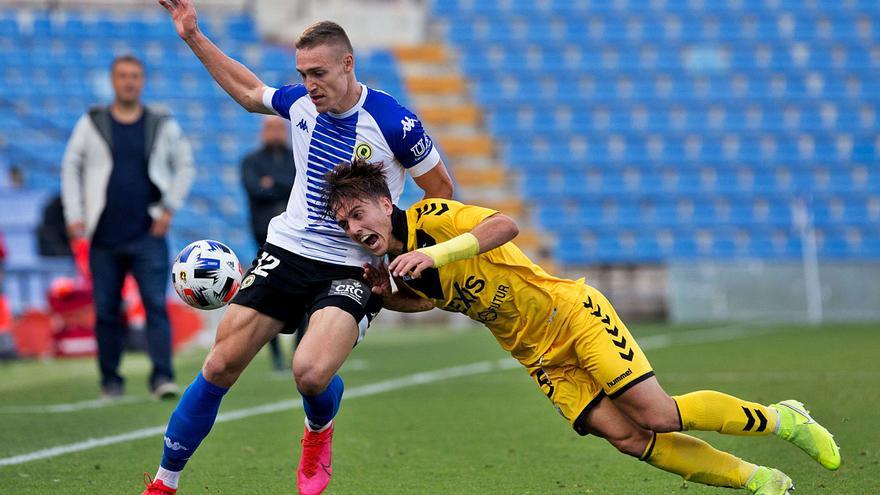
[231,243,383,342]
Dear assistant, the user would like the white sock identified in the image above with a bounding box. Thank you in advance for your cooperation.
[305,417,333,433]
[156,467,181,489]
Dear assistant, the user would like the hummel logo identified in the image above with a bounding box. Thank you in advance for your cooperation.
[297,119,308,132]
[164,436,189,451]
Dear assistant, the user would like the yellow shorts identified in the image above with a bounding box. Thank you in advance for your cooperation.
[526,283,654,435]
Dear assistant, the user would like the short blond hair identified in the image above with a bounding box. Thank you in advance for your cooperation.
[296,21,353,54]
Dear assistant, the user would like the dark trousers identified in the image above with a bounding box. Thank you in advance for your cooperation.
[89,233,172,388]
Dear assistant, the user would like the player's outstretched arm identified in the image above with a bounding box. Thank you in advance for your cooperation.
[469,212,519,253]
[158,0,271,114]
[389,213,518,279]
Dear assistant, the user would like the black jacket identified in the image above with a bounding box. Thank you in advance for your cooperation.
[241,145,295,246]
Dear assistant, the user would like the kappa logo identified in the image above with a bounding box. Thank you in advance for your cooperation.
[297,119,308,132]
[400,116,418,139]
[330,280,366,306]
[164,436,189,451]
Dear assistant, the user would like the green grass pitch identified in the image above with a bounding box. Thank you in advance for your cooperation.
[0,322,877,494]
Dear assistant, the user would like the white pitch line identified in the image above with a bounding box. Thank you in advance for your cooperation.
[0,359,518,467]
[637,322,755,350]
[0,396,148,414]
[0,322,783,468]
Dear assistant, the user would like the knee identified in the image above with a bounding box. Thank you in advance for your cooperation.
[608,429,654,458]
[293,361,331,396]
[628,399,681,433]
[202,351,244,388]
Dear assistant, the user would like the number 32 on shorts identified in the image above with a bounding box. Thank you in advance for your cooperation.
[252,252,280,277]
[241,252,279,289]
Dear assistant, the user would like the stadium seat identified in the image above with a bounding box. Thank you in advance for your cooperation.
[0,9,410,265]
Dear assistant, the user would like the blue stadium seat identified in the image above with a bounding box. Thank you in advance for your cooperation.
[0,8,411,267]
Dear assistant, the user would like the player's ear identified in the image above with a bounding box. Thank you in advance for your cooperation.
[381,197,393,215]
[342,52,354,73]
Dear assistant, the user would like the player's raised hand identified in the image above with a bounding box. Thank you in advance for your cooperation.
[158,0,200,40]
[388,251,435,280]
[363,262,392,296]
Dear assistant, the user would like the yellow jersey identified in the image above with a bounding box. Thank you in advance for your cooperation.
[395,199,585,366]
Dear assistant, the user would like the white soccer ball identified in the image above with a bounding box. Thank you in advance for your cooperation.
[171,240,243,310]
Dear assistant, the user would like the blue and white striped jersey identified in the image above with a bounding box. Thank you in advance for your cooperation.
[260,83,440,266]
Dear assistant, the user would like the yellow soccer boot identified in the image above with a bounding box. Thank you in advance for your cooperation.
[772,400,841,470]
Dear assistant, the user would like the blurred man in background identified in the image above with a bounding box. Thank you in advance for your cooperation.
[61,54,195,400]
[241,116,296,371]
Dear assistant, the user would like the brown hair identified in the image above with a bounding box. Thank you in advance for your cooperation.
[323,158,391,219]
[110,54,145,73]
[296,21,353,54]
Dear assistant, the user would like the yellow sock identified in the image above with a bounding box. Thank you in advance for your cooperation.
[674,390,778,436]
[642,432,757,488]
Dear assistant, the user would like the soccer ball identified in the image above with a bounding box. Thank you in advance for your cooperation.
[171,240,243,310]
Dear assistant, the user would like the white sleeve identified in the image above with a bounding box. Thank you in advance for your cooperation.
[407,147,442,178]
[262,86,279,115]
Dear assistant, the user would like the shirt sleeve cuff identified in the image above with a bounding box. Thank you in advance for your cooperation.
[407,147,441,178]
[262,86,278,115]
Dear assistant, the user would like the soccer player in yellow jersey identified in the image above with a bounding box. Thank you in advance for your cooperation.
[324,159,841,495]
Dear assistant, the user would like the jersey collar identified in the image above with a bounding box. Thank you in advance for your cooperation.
[390,205,409,254]
[326,83,367,119]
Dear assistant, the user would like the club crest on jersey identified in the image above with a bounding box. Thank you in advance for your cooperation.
[240,274,255,289]
[355,143,373,160]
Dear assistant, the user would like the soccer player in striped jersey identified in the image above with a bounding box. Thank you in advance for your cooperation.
[146,2,453,495]
[323,159,841,495]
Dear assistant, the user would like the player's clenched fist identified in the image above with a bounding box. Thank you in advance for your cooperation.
[158,0,200,40]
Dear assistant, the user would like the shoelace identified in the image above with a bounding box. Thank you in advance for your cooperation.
[143,473,174,494]
[300,432,328,477]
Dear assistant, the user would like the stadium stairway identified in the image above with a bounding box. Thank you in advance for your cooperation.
[391,43,551,264]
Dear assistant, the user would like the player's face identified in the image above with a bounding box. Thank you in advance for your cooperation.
[296,43,354,114]
[334,196,394,256]
[111,61,144,105]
